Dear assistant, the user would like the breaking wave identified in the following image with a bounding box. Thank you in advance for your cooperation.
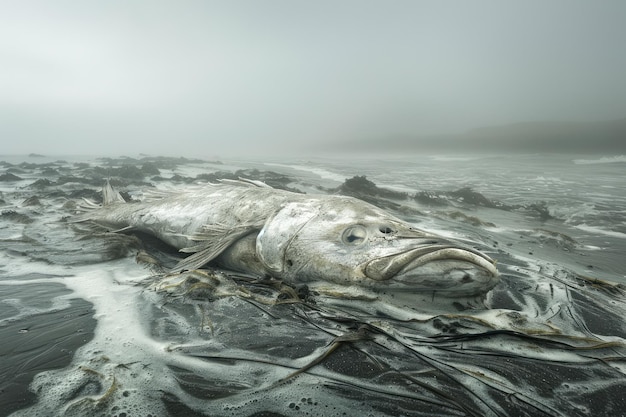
[575,224,626,239]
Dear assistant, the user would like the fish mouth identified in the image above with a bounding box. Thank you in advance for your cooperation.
[363,244,499,297]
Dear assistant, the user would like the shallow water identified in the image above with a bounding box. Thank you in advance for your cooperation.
[1,153,625,416]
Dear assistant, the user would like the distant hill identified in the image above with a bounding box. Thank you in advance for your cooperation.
[331,118,626,154]
[462,118,626,153]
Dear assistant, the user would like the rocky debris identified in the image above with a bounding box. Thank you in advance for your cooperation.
[29,179,54,188]
[1,156,558,226]
[139,162,160,176]
[447,187,503,208]
[40,168,60,177]
[518,228,580,251]
[518,202,553,221]
[68,189,104,203]
[195,171,239,183]
[56,176,104,187]
[1,210,33,224]
[167,174,196,183]
[0,172,23,181]
[338,176,408,200]
[413,186,553,222]
[96,155,215,170]
[415,187,509,209]
[91,164,146,180]
[334,176,409,210]
[414,191,449,206]
[236,169,301,192]
[22,196,42,206]
[442,211,496,227]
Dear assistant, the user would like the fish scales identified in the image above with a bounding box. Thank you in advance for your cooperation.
[75,180,499,298]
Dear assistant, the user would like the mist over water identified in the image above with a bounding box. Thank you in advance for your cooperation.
[1,1,626,157]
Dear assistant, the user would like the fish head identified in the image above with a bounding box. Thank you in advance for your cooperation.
[256,197,499,297]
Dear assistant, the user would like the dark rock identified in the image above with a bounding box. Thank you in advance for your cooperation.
[170,174,194,183]
[520,228,579,251]
[22,196,42,206]
[338,176,407,200]
[56,176,102,186]
[140,162,161,176]
[522,201,553,221]
[443,211,496,227]
[196,171,238,182]
[414,191,449,206]
[69,189,103,203]
[40,168,60,176]
[112,164,145,180]
[17,162,40,170]
[448,187,499,208]
[334,176,407,210]
[1,210,33,224]
[0,173,23,181]
[234,169,294,187]
[30,178,54,188]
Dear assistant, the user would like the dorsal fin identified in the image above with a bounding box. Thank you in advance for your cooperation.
[102,180,126,205]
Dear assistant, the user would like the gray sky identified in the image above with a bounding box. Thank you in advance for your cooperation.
[2,1,626,157]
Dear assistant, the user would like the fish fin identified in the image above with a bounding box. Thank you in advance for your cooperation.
[102,179,126,205]
[108,225,136,233]
[139,179,271,204]
[170,241,232,273]
[70,180,124,223]
[139,183,221,203]
[171,220,265,273]
[139,187,187,203]
[237,178,272,188]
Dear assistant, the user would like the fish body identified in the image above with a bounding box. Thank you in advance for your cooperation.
[77,180,499,297]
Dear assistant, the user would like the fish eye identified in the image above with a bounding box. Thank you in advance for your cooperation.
[342,225,368,245]
[379,225,394,234]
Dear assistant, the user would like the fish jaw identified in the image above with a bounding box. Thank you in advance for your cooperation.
[363,245,499,297]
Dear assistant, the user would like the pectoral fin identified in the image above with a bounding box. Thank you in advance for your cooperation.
[171,220,264,273]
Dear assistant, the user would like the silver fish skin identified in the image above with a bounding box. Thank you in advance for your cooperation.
[76,180,499,297]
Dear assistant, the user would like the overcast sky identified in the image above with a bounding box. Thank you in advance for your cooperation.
[2,1,626,157]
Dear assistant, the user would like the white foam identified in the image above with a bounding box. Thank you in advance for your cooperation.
[583,245,603,250]
[530,175,569,184]
[575,224,626,239]
[0,295,71,327]
[429,155,482,162]
[573,155,626,165]
[9,259,174,416]
[7,257,347,416]
[263,162,347,183]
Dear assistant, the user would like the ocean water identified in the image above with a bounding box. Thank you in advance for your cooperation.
[1,153,625,416]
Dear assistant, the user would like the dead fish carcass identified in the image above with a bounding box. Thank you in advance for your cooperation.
[74,179,499,298]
